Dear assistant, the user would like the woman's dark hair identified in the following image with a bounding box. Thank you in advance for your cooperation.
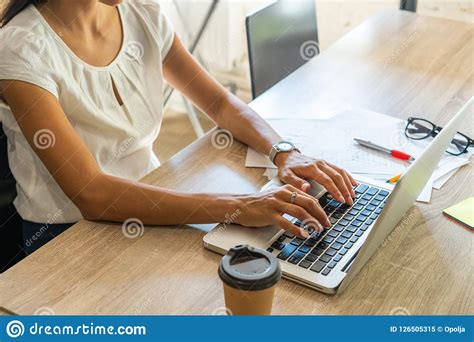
[1,0,45,27]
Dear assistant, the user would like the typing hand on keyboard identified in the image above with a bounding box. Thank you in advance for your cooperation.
[273,152,357,205]
[233,184,330,238]
[267,183,390,276]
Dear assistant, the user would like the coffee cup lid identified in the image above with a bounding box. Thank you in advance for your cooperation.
[218,245,281,291]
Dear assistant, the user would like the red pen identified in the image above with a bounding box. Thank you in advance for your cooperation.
[354,138,415,162]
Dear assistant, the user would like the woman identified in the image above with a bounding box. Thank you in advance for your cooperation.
[0,0,356,254]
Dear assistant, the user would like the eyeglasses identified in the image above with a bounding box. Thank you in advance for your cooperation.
[404,117,474,156]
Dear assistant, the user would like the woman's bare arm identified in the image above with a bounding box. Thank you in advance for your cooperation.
[163,36,281,156]
[163,36,357,204]
[0,80,238,224]
[0,80,328,235]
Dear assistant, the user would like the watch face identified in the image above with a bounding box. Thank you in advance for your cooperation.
[278,142,293,152]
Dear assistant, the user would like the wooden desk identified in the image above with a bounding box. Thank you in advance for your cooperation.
[0,9,472,315]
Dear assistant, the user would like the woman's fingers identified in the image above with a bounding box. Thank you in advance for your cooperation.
[278,202,324,233]
[287,189,330,227]
[274,185,329,228]
[279,168,311,192]
[305,167,345,203]
[328,163,356,197]
[273,214,310,238]
[345,167,357,186]
[319,163,353,205]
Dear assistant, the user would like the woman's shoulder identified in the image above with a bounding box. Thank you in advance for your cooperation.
[124,0,166,14]
[122,0,170,28]
[0,6,59,97]
[1,7,53,61]
[1,27,50,56]
[1,4,46,37]
[121,0,174,57]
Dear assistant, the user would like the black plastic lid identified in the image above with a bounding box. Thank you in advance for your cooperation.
[218,245,281,291]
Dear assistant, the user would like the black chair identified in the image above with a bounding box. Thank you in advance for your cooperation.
[246,0,319,99]
[0,123,24,272]
[400,0,417,12]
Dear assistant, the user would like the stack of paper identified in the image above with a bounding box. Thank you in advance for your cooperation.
[246,108,471,203]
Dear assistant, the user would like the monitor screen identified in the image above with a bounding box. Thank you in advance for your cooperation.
[246,0,318,98]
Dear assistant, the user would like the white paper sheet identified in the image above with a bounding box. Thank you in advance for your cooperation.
[249,107,471,204]
[433,169,458,190]
[417,175,435,203]
[246,108,418,174]
[431,157,470,184]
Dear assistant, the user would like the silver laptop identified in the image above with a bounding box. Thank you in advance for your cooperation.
[203,97,473,294]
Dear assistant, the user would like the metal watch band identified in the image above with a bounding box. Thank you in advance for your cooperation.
[269,141,300,164]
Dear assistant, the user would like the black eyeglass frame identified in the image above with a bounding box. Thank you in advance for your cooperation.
[404,117,474,156]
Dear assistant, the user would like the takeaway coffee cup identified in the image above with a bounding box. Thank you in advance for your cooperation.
[218,244,281,315]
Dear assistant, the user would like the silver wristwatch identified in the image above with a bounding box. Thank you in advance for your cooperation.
[269,141,300,164]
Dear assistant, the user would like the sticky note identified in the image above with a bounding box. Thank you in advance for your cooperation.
[443,197,474,229]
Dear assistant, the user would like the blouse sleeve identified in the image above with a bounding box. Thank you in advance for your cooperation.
[0,26,59,98]
[157,5,174,58]
[138,1,175,59]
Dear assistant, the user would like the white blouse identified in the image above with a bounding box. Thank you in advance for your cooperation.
[0,0,174,223]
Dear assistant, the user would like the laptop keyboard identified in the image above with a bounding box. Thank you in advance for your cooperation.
[266,183,390,276]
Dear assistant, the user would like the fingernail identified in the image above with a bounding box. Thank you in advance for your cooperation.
[302,182,310,191]
[301,229,310,238]
[346,197,353,205]
[337,195,345,202]
[325,219,331,227]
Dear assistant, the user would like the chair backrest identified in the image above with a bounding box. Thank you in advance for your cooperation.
[246,0,319,99]
[0,123,24,272]
[0,123,16,209]
[400,0,417,12]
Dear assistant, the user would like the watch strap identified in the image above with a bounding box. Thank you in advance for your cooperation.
[269,141,300,164]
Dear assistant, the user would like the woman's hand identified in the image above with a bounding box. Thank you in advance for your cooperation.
[234,184,331,238]
[275,151,357,205]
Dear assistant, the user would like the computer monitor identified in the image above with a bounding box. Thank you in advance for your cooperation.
[246,0,319,99]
